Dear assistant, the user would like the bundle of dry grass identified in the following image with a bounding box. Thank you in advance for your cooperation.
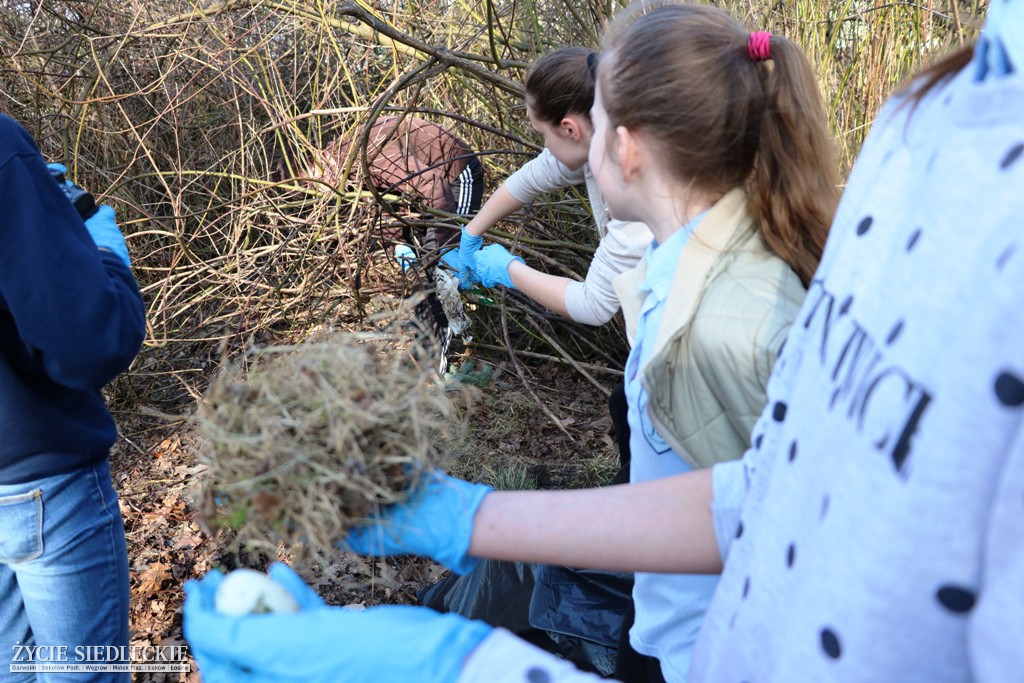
[194,326,472,568]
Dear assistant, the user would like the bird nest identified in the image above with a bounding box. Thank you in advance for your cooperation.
[194,324,473,569]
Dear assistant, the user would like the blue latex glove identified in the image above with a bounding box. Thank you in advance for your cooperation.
[46,162,99,220]
[84,204,131,267]
[183,564,325,681]
[47,162,69,178]
[471,244,524,289]
[183,563,492,683]
[394,244,417,272]
[457,228,483,287]
[439,249,484,289]
[343,470,492,575]
[438,247,461,273]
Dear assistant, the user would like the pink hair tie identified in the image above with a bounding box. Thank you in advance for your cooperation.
[747,31,773,63]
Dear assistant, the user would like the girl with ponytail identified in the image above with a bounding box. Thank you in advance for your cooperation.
[589,3,838,680]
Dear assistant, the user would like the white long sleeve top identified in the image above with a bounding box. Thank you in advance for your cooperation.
[504,148,651,325]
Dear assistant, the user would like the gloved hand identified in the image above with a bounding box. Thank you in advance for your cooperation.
[439,249,482,288]
[46,162,69,178]
[457,227,483,287]
[438,247,461,274]
[394,244,418,272]
[183,563,325,681]
[46,162,99,221]
[183,563,492,683]
[343,469,492,575]
[84,205,131,268]
[471,244,524,289]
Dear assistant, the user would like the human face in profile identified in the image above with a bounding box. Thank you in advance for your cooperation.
[587,77,632,221]
[526,100,592,171]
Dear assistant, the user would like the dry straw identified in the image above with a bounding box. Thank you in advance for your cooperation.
[194,321,473,568]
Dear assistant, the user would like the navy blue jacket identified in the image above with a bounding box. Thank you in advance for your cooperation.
[0,115,146,484]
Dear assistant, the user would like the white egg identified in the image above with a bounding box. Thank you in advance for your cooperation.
[214,568,301,616]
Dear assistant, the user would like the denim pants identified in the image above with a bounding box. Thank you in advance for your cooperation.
[0,460,130,682]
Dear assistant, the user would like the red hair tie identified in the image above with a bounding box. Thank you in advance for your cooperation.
[747,31,773,62]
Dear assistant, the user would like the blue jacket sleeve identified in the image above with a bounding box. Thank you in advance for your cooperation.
[0,118,146,390]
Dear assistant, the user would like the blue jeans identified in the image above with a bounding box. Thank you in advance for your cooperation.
[0,461,130,682]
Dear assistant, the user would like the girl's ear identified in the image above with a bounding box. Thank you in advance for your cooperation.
[616,125,642,182]
[559,115,589,141]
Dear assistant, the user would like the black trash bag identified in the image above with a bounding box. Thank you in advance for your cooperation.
[529,564,633,676]
[419,559,539,635]
[419,560,633,677]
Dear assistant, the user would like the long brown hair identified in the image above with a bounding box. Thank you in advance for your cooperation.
[600,2,838,287]
[524,47,598,126]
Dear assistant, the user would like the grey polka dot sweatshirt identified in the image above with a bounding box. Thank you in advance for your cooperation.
[697,23,1024,683]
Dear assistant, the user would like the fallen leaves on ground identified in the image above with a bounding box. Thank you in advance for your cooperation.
[111,361,619,682]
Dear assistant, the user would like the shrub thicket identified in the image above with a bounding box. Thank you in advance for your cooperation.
[0,0,985,412]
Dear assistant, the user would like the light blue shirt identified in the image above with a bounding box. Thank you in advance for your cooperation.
[624,213,718,683]
[626,212,703,482]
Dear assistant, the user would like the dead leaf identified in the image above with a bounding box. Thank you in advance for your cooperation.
[137,562,173,597]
